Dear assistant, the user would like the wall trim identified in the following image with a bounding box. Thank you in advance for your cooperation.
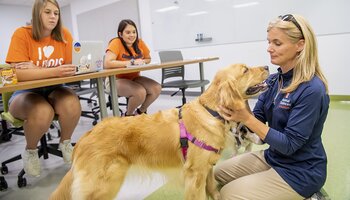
[329,95,350,101]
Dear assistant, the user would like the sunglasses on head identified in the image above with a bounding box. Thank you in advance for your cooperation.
[279,14,304,39]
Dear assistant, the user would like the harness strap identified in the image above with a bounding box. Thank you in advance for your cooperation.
[179,121,189,160]
[178,108,220,160]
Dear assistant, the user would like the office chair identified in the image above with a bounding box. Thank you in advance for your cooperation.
[0,94,23,142]
[67,80,99,125]
[103,77,129,116]
[158,50,210,105]
[0,92,63,188]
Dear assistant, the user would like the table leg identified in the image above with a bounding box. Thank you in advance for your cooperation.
[199,62,205,93]
[96,77,108,119]
[108,75,120,116]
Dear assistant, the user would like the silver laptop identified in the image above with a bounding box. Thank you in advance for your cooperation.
[72,41,104,74]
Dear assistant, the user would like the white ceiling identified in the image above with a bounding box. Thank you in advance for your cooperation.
[0,0,72,7]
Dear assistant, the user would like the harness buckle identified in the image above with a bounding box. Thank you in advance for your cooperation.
[180,138,188,148]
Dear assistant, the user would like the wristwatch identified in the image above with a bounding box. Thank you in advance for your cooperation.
[130,59,135,65]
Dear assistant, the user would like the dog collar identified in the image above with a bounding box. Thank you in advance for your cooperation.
[204,106,226,122]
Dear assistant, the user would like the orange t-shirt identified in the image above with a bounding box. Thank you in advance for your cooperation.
[106,38,150,80]
[6,26,72,68]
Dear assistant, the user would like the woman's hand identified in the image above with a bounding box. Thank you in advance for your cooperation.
[56,64,76,77]
[134,59,146,65]
[218,105,252,123]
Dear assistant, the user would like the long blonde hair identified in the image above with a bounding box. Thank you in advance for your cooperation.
[267,14,328,93]
[31,0,64,42]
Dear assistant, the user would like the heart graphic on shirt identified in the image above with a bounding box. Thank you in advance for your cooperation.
[43,46,54,58]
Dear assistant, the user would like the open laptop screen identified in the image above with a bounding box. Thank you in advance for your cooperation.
[72,41,104,74]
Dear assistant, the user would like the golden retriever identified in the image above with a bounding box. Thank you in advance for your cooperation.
[49,63,269,200]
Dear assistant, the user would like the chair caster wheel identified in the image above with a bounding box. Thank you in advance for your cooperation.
[1,166,8,175]
[0,177,8,191]
[92,121,97,126]
[1,133,12,141]
[17,177,27,188]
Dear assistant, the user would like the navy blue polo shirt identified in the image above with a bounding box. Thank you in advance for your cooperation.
[253,68,329,198]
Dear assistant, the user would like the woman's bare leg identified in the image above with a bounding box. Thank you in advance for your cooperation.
[9,93,54,149]
[133,76,161,113]
[48,87,81,142]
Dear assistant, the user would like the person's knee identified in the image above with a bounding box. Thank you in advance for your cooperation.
[219,185,231,200]
[55,94,82,117]
[134,87,147,101]
[53,92,81,117]
[153,83,162,95]
[28,104,55,129]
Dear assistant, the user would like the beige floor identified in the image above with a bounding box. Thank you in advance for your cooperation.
[0,95,349,200]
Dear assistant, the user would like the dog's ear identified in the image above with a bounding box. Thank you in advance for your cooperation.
[218,80,245,109]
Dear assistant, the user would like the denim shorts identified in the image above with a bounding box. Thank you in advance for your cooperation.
[8,84,64,107]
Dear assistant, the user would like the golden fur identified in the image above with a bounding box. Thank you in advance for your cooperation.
[50,64,269,200]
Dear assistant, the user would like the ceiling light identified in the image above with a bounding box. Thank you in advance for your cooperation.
[186,11,208,16]
[156,6,179,12]
[233,2,259,8]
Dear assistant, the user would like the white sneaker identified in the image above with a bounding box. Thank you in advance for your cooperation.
[22,149,41,177]
[59,139,73,164]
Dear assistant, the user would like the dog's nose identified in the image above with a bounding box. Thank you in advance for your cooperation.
[264,65,269,71]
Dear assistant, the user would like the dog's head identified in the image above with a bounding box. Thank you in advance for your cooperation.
[213,64,269,109]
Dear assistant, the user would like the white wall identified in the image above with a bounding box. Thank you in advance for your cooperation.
[1,4,74,63]
[69,0,126,40]
[1,0,348,95]
[0,5,31,63]
[139,0,350,95]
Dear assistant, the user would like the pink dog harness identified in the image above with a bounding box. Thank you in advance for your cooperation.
[178,108,220,160]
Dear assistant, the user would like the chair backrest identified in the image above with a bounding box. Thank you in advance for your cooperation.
[159,50,185,84]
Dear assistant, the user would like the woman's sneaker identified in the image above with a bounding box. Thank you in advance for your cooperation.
[22,149,41,177]
[59,140,73,164]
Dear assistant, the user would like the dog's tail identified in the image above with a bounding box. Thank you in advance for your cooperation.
[49,169,73,200]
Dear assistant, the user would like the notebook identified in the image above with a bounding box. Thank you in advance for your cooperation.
[72,41,104,74]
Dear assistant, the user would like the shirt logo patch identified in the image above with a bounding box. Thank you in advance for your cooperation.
[279,93,291,109]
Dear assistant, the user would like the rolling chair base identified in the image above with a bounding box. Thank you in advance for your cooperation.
[0,176,8,191]
[0,135,73,188]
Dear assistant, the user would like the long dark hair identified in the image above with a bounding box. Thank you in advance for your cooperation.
[110,19,141,58]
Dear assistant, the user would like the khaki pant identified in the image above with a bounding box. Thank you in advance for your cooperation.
[214,150,304,200]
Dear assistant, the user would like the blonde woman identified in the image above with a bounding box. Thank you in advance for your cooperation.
[215,14,329,200]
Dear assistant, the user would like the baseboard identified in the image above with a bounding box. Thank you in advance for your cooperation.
[329,95,350,101]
